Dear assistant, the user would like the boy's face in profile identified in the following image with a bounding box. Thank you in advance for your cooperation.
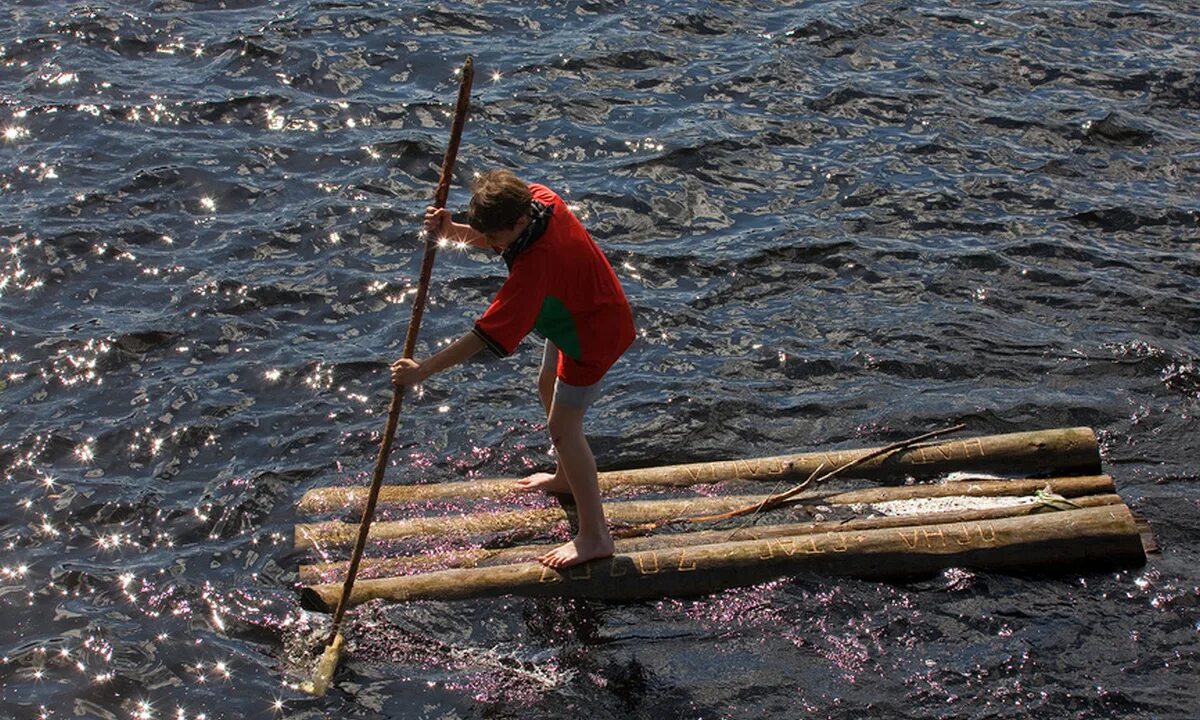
[480,214,529,250]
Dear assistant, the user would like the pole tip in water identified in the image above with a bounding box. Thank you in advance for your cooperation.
[299,633,345,697]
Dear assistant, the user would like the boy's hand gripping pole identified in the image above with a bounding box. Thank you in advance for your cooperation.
[301,55,474,697]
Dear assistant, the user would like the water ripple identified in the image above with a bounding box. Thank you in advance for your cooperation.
[1,0,1198,718]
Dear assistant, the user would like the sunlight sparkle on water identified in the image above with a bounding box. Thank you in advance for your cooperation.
[75,438,95,463]
[624,138,665,153]
[304,363,333,391]
[98,532,130,550]
[134,699,153,720]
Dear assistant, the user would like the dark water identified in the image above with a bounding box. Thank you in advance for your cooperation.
[2,0,1199,717]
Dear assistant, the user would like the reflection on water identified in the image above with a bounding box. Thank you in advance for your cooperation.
[1,0,1198,718]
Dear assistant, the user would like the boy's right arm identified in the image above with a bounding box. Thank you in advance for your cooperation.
[425,206,488,248]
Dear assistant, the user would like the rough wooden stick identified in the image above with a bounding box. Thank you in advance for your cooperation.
[301,55,474,698]
[300,504,1146,609]
[293,475,1117,550]
[297,427,1101,512]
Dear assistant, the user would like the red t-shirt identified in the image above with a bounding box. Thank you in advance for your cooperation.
[473,184,634,386]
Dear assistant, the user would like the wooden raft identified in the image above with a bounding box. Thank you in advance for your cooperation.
[295,427,1152,611]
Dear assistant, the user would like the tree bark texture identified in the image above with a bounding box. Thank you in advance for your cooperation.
[298,427,1100,512]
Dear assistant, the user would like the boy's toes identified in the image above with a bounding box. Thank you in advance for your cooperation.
[514,472,549,488]
[538,542,577,569]
[515,472,571,494]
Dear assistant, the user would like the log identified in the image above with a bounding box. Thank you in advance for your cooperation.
[300,503,1146,609]
[297,427,1100,512]
[293,474,1116,550]
[298,493,1126,584]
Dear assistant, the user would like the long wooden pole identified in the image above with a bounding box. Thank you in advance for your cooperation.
[300,504,1146,609]
[294,475,1117,550]
[297,427,1101,511]
[301,55,474,697]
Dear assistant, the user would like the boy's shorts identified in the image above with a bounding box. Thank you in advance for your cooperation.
[541,340,603,409]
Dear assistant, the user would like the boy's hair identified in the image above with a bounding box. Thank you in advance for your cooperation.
[468,169,532,234]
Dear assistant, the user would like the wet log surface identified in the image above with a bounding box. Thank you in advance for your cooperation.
[295,427,1152,608]
[298,427,1100,512]
[299,493,1127,584]
[300,504,1146,610]
[294,475,1117,550]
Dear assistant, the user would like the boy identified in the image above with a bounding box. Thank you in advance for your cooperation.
[390,169,635,569]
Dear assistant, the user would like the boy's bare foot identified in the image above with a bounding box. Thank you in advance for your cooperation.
[538,532,615,569]
[514,471,571,495]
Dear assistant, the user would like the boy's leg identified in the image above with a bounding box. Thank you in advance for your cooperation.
[536,339,556,416]
[516,341,572,494]
[537,398,614,569]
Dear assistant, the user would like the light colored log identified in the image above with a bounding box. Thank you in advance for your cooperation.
[298,427,1099,512]
[298,493,1126,584]
[293,475,1116,551]
[300,503,1145,609]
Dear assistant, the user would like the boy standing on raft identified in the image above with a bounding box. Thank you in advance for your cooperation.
[390,169,635,569]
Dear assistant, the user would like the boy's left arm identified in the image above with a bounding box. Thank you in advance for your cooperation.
[391,331,486,387]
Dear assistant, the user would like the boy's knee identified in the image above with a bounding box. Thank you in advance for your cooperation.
[547,419,567,446]
[546,413,580,445]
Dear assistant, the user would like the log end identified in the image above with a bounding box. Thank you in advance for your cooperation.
[297,487,360,514]
[1134,514,1159,556]
[299,586,333,613]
